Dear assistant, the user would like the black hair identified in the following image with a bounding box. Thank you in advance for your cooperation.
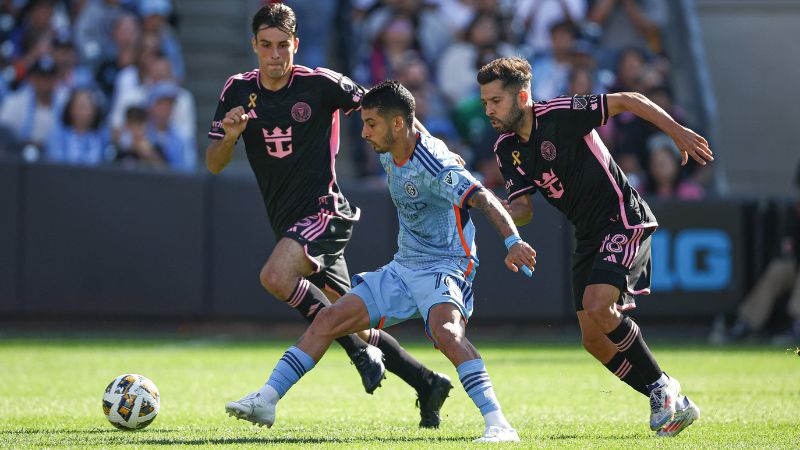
[361,80,415,129]
[477,57,532,91]
[62,88,102,130]
[251,3,297,37]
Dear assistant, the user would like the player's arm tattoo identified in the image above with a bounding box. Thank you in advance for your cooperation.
[467,188,520,239]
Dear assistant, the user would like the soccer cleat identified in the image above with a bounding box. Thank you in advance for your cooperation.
[657,395,700,437]
[225,392,276,428]
[416,372,453,428]
[649,376,680,431]
[473,426,521,443]
[351,346,385,394]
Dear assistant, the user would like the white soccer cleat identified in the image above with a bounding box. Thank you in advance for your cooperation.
[473,426,521,443]
[649,376,680,431]
[657,395,700,437]
[225,392,276,428]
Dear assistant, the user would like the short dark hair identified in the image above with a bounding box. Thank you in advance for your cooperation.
[251,3,297,37]
[361,80,415,129]
[477,57,532,92]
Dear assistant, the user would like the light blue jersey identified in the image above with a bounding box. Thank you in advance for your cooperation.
[379,133,483,274]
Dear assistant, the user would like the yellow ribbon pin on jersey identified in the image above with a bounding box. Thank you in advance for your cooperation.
[248,93,257,108]
[512,150,521,166]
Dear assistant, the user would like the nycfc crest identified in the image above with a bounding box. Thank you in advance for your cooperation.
[404,181,418,197]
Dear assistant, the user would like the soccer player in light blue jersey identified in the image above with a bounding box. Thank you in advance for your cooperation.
[225,80,537,443]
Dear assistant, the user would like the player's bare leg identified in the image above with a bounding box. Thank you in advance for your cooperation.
[427,303,519,443]
[259,238,383,393]
[582,284,690,432]
[226,295,380,427]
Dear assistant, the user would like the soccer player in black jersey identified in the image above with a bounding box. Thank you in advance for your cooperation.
[477,57,713,437]
[206,3,451,428]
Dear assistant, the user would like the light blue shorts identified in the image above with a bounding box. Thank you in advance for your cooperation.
[350,260,475,340]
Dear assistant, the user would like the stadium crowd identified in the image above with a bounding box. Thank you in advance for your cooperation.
[0,0,707,197]
[0,0,195,170]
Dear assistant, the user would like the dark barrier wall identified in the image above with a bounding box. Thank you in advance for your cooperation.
[0,162,20,313]
[1,162,760,321]
[471,196,572,321]
[22,164,206,315]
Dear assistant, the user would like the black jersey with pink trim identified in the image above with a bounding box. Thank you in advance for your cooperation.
[494,94,657,239]
[208,65,366,236]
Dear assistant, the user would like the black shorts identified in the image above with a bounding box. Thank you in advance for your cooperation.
[572,224,655,311]
[283,194,360,296]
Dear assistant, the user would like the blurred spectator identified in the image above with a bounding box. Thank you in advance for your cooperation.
[364,14,419,85]
[51,31,93,90]
[438,12,515,106]
[94,12,140,99]
[644,133,703,200]
[512,0,586,55]
[138,0,184,81]
[280,0,337,70]
[0,56,66,160]
[587,0,667,56]
[46,86,109,165]
[114,104,164,168]
[74,0,126,69]
[145,81,194,171]
[720,163,800,345]
[567,64,594,96]
[108,54,195,144]
[532,20,577,100]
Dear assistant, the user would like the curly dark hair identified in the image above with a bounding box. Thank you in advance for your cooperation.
[477,57,532,92]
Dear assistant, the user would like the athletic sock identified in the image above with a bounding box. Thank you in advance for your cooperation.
[606,316,663,386]
[457,358,509,428]
[368,329,435,392]
[262,346,316,398]
[603,351,649,396]
[286,278,367,356]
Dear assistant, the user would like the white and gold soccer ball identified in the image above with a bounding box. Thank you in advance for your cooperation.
[102,374,160,430]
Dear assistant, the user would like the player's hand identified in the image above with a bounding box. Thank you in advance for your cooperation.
[452,153,466,167]
[505,240,536,275]
[670,125,713,166]
[222,106,249,140]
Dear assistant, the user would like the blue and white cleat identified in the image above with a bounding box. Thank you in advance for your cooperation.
[649,376,680,431]
[225,392,276,428]
[473,426,521,443]
[657,395,700,437]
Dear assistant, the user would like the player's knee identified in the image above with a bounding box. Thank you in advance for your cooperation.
[259,265,292,299]
[582,295,613,320]
[430,321,464,351]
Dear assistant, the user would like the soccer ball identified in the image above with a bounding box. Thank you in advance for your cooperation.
[102,374,160,430]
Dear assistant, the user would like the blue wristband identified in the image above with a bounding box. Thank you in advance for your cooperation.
[504,235,533,277]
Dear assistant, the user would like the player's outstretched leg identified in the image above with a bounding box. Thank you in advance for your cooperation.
[583,285,680,431]
[427,303,519,443]
[367,329,453,428]
[226,295,376,427]
[260,239,384,394]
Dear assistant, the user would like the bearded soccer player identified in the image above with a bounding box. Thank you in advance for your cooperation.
[206,4,451,427]
[478,57,712,437]
[225,80,537,442]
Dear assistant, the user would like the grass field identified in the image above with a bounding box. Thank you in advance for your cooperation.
[1,336,798,449]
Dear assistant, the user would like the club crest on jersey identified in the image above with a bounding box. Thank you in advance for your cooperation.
[291,102,312,122]
[540,141,557,161]
[443,170,459,186]
[572,96,587,110]
[404,181,418,198]
[263,126,292,158]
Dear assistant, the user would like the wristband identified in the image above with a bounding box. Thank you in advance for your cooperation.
[504,235,533,277]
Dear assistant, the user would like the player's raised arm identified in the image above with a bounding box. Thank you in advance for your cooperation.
[206,106,248,174]
[467,187,537,274]
[606,92,713,166]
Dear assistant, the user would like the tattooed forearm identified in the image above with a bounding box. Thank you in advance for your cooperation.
[468,188,519,238]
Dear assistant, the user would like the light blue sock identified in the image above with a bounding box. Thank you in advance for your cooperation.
[264,346,316,398]
[457,358,501,415]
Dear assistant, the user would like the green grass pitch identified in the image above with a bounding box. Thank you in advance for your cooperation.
[1,336,798,449]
